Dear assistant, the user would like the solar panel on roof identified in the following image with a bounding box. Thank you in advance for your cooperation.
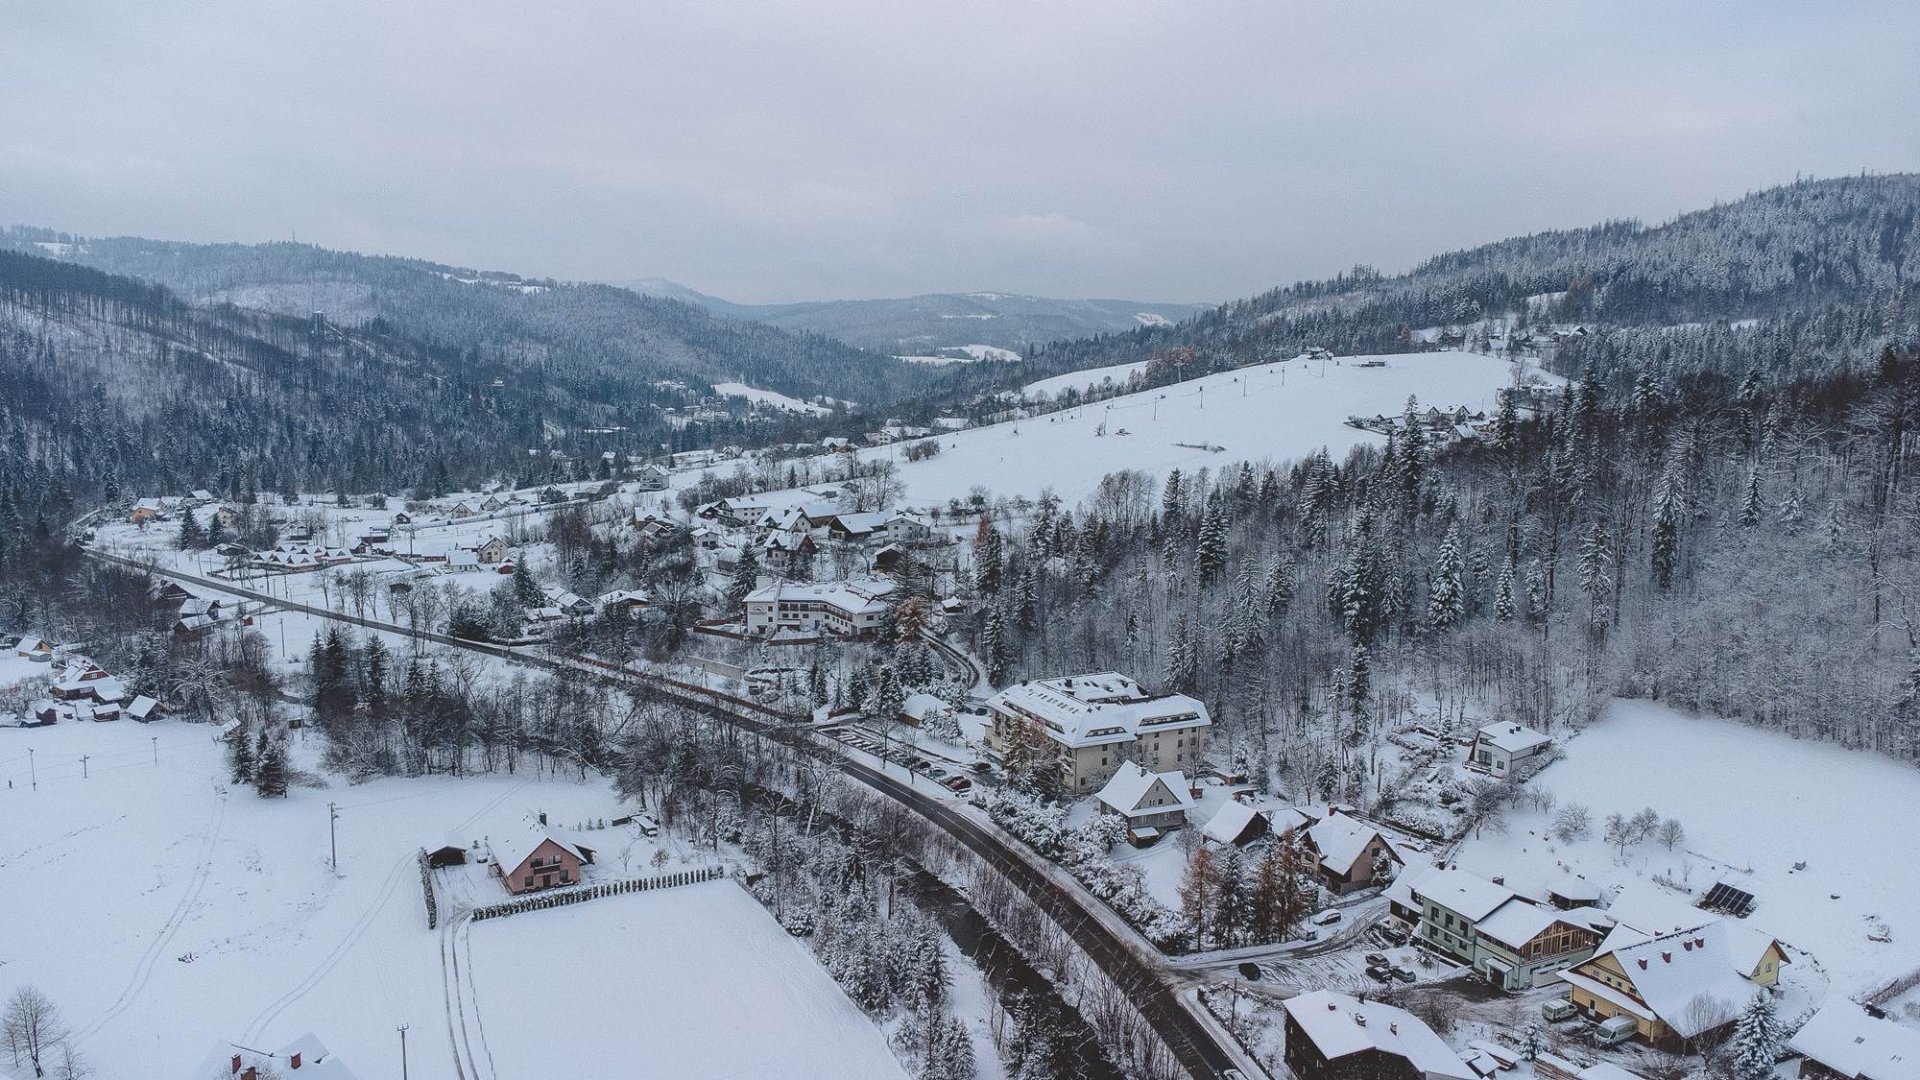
[1701,881,1757,917]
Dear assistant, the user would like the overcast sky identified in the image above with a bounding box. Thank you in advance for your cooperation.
[3,2,1917,304]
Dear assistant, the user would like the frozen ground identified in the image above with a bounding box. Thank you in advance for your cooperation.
[0,719,772,1079]
[1456,698,1920,1000]
[861,350,1536,507]
[1022,359,1151,398]
[469,880,909,1080]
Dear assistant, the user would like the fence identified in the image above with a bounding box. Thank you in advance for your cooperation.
[417,847,438,930]
[468,866,726,923]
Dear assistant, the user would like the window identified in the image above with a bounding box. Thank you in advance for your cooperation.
[524,875,534,887]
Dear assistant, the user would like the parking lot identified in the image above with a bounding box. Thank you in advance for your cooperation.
[820,723,981,795]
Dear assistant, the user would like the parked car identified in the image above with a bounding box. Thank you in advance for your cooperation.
[1310,909,1342,927]
[1594,1015,1638,1046]
[1541,999,1578,1022]
[1365,963,1393,982]
[1237,962,1262,981]
[941,776,973,793]
[1389,965,1416,983]
[927,766,949,779]
[1364,952,1388,967]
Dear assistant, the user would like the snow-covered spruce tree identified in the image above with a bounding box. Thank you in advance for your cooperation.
[1729,991,1783,1080]
[1426,523,1465,631]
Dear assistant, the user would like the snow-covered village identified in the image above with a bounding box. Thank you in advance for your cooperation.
[6,7,1920,1080]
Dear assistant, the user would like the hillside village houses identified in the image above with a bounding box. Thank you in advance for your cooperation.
[1787,999,1920,1080]
[1303,809,1402,894]
[984,672,1210,796]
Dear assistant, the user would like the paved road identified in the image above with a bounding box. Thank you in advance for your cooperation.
[93,550,1250,1080]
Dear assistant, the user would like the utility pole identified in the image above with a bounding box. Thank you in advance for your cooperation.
[28,747,35,790]
[81,754,89,779]
[328,802,340,870]
[397,1024,409,1080]
[152,736,159,765]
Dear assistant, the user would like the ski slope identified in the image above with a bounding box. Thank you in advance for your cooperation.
[873,350,1535,507]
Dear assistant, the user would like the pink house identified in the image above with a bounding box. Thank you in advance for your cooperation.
[492,830,595,895]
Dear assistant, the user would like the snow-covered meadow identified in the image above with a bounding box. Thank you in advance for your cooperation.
[0,718,895,1079]
[469,881,909,1080]
[1455,699,1920,1000]
[863,350,1536,507]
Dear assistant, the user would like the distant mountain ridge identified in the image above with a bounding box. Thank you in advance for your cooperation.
[617,279,1208,354]
[1005,173,1920,392]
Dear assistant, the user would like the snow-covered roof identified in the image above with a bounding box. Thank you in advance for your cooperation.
[1563,924,1764,1038]
[127,695,160,719]
[829,511,890,534]
[985,673,1208,749]
[1094,761,1194,818]
[1282,991,1473,1080]
[744,578,896,615]
[1201,799,1267,846]
[1305,813,1393,876]
[1418,867,1517,921]
[900,692,950,721]
[1788,1000,1920,1080]
[1474,898,1605,951]
[1474,720,1551,755]
[1386,860,1441,910]
[488,828,593,875]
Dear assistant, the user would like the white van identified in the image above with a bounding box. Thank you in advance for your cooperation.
[1594,1015,1638,1046]
[1541,999,1578,1022]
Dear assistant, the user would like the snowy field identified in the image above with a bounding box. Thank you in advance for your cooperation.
[863,350,1534,507]
[0,719,751,1079]
[1455,699,1920,999]
[469,881,908,1080]
[712,381,832,416]
[1021,359,1150,398]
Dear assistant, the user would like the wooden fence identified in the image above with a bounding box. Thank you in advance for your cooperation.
[467,866,726,923]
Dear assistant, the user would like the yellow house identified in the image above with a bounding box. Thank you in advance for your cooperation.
[1557,920,1787,1049]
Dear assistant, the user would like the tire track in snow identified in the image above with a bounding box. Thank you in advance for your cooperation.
[437,781,529,1080]
[72,786,227,1045]
[240,850,412,1045]
[438,913,473,1080]
[460,915,500,1080]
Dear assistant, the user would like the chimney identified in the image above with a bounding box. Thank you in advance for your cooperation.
[1327,1002,1337,1011]
[538,812,547,826]
[1683,940,1694,951]
[1389,1023,1399,1035]
[289,1051,302,1069]
[1491,876,1506,886]
[231,1054,243,1075]
[1353,1012,1368,1027]
[1661,951,1672,964]
[1637,958,1648,970]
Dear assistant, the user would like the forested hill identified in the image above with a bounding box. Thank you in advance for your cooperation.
[983,174,1920,398]
[620,280,1208,355]
[0,246,897,514]
[0,228,940,408]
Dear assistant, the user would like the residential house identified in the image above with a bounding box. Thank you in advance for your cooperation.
[1417,867,1519,964]
[203,1033,358,1080]
[491,828,596,895]
[475,536,511,564]
[1200,799,1272,848]
[1533,1055,1648,1080]
[1788,1000,1920,1080]
[761,527,818,573]
[1466,721,1553,777]
[480,495,506,513]
[13,635,52,661]
[538,486,568,505]
[743,578,897,638]
[1303,810,1402,894]
[983,672,1210,795]
[128,497,172,524]
[826,512,891,543]
[596,589,650,613]
[1556,921,1788,1049]
[633,463,671,491]
[1093,761,1195,842]
[127,695,164,722]
[542,587,595,617]
[884,512,936,544]
[1471,898,1605,991]
[898,692,953,729]
[448,501,476,517]
[1281,990,1474,1080]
